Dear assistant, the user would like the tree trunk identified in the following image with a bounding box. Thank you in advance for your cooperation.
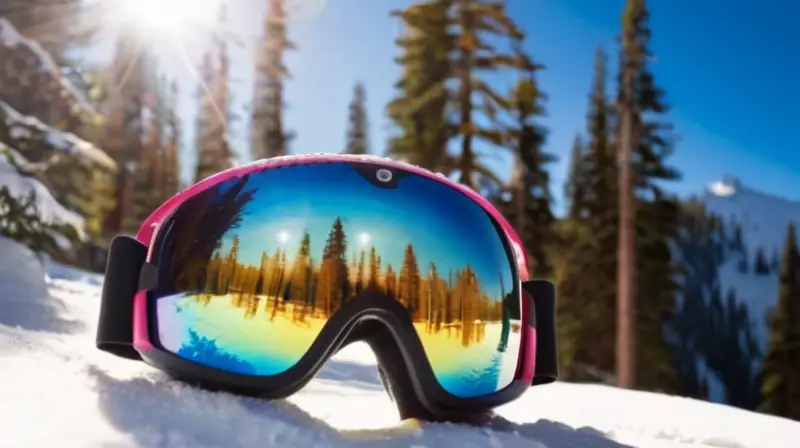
[616,98,637,389]
[457,2,475,190]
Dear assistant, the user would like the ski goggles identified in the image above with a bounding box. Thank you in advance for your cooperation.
[97,155,558,421]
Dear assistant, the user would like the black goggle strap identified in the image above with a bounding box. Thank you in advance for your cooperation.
[522,280,559,386]
[96,235,151,360]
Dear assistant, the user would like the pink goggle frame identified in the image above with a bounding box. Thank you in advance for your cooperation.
[128,154,537,383]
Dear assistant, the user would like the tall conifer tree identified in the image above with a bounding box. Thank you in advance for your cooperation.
[251,0,295,159]
[760,222,800,420]
[344,82,369,154]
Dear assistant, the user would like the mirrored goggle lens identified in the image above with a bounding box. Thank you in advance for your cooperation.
[150,162,521,398]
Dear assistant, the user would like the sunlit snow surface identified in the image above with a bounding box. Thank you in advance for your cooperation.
[1,237,798,447]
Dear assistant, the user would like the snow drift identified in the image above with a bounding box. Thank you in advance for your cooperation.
[1,236,799,447]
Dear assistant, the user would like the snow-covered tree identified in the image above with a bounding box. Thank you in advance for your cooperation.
[0,19,116,261]
[0,18,117,246]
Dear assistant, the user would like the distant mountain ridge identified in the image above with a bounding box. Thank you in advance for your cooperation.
[673,176,800,405]
[704,176,800,346]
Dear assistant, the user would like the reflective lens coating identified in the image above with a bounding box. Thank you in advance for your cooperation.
[150,162,521,398]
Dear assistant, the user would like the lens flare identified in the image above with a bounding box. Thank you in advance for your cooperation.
[112,0,221,37]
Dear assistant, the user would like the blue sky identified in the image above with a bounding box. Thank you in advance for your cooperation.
[91,0,799,215]
[213,162,513,299]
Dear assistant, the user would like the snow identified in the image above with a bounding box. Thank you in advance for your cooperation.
[1,237,799,447]
[0,146,85,233]
[707,181,735,197]
[704,178,800,346]
[0,100,115,170]
[0,18,96,116]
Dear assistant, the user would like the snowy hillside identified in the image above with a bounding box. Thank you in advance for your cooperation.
[1,237,799,447]
[704,177,800,346]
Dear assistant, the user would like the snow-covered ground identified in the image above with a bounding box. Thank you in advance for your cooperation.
[1,237,799,447]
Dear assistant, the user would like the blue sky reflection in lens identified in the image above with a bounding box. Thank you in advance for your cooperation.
[154,162,521,398]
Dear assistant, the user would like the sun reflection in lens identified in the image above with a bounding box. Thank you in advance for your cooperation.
[277,231,290,244]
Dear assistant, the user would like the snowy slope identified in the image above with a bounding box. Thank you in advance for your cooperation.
[704,177,800,346]
[1,237,799,447]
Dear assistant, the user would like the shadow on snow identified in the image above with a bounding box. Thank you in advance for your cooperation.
[88,360,630,448]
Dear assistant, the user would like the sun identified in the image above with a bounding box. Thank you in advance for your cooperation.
[113,0,222,37]
[358,232,371,246]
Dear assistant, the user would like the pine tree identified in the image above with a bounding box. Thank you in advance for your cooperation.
[732,223,745,251]
[0,154,80,258]
[315,218,351,314]
[670,200,716,399]
[102,26,147,236]
[616,0,681,390]
[169,178,255,294]
[398,244,421,316]
[760,222,800,420]
[368,246,381,291]
[565,45,618,380]
[288,231,312,306]
[498,70,555,278]
[770,249,780,272]
[635,190,681,392]
[389,0,529,189]
[45,152,116,246]
[387,1,453,171]
[615,0,642,388]
[344,82,369,154]
[450,0,532,189]
[385,264,397,298]
[251,0,295,159]
[554,139,594,377]
[754,247,770,275]
[194,6,235,182]
[355,250,366,294]
[670,202,759,407]
[731,223,749,273]
[564,134,588,221]
[129,53,167,227]
[163,81,181,198]
[703,288,761,410]
[0,18,116,246]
